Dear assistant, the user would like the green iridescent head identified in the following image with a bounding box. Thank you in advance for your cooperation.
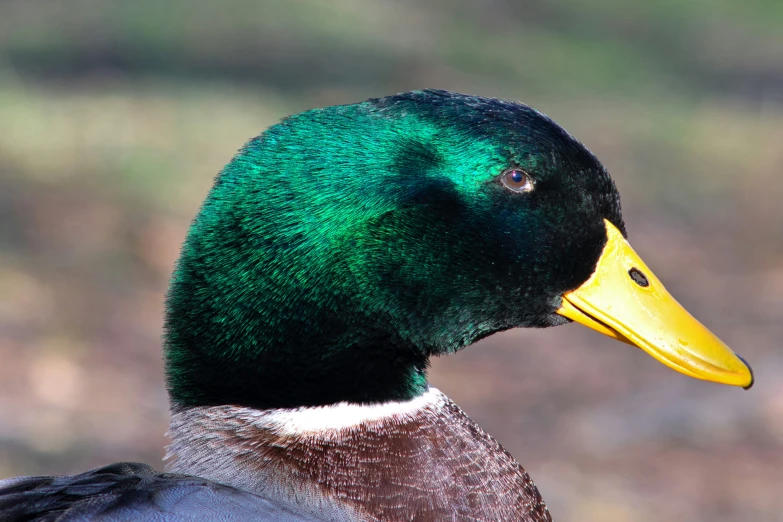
[164,90,624,409]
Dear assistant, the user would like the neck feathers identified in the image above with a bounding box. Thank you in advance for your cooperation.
[166,388,550,521]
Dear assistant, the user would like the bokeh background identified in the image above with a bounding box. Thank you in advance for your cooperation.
[1,1,782,520]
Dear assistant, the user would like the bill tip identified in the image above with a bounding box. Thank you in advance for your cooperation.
[738,355,754,390]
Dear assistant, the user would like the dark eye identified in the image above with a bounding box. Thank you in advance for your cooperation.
[501,169,535,193]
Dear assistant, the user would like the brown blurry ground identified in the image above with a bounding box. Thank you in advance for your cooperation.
[1,1,782,521]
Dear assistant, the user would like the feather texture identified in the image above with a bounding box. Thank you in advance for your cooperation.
[166,388,551,521]
[0,463,324,522]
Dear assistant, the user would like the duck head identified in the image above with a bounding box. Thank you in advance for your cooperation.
[164,90,752,411]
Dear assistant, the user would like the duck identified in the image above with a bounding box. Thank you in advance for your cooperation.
[0,89,753,522]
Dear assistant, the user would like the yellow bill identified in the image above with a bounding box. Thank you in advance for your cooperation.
[557,219,753,389]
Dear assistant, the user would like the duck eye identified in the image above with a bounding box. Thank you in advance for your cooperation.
[501,169,535,193]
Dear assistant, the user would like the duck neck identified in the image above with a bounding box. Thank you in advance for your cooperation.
[164,325,430,410]
[165,387,551,522]
[163,200,437,410]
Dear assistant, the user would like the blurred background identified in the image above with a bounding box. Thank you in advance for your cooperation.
[0,1,781,520]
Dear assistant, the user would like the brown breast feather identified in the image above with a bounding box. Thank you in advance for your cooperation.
[181,395,553,521]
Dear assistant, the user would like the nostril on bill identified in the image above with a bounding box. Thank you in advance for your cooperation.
[628,267,649,287]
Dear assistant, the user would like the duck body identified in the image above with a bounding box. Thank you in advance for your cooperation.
[0,90,753,521]
[0,389,545,521]
[164,388,546,521]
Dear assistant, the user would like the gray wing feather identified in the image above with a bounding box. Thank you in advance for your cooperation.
[0,462,325,522]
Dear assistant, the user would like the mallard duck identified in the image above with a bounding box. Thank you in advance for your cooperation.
[0,90,752,521]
